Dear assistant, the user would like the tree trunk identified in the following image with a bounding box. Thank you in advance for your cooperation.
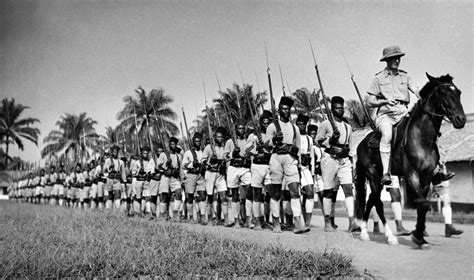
[5,135,9,169]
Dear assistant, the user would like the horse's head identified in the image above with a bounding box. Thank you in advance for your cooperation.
[419,73,466,129]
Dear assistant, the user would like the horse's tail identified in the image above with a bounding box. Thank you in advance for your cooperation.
[354,158,367,221]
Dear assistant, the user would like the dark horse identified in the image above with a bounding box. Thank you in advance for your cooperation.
[354,73,466,247]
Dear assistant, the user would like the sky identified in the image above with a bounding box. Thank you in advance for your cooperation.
[1,0,472,163]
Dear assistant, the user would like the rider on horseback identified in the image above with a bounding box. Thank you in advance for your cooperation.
[366,45,455,186]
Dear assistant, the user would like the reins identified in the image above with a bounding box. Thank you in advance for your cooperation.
[420,83,454,123]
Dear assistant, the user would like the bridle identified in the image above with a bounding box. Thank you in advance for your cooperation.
[421,82,456,122]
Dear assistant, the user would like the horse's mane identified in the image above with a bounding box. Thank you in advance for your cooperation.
[418,74,453,99]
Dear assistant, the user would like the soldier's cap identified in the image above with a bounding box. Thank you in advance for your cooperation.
[215,126,227,135]
[169,137,179,144]
[193,132,203,140]
[110,145,120,152]
[120,157,128,163]
[89,160,96,166]
[141,146,150,152]
[380,45,405,62]
[307,124,318,133]
[155,143,164,149]
[260,110,273,121]
[331,96,345,105]
[296,114,310,125]
[279,96,294,108]
[75,163,82,168]
[176,146,182,153]
[235,119,246,128]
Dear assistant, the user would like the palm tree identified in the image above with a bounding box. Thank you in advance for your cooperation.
[117,87,178,152]
[292,88,326,123]
[344,99,372,129]
[41,113,100,164]
[0,98,40,168]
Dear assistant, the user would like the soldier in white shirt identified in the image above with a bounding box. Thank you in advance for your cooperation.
[131,146,155,217]
[104,146,126,210]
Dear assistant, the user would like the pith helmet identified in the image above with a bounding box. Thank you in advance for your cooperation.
[380,46,405,62]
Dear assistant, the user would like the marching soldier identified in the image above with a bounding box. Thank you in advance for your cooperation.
[202,127,228,225]
[43,166,52,205]
[295,114,316,227]
[48,165,58,206]
[150,145,164,219]
[182,132,205,223]
[225,120,252,227]
[308,125,326,220]
[157,137,183,221]
[131,146,155,216]
[316,96,358,232]
[266,97,309,234]
[246,110,273,230]
[104,146,126,210]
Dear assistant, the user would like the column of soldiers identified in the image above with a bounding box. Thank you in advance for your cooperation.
[8,95,365,236]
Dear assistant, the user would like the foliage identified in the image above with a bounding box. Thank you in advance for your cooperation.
[0,98,40,167]
[41,113,100,164]
[292,88,326,123]
[0,202,359,278]
[117,87,178,151]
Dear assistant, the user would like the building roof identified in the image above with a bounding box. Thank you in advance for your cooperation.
[350,113,474,162]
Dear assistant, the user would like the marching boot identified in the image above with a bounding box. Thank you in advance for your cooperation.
[304,212,312,228]
[348,217,361,232]
[330,216,338,229]
[294,215,310,234]
[396,220,411,236]
[284,214,294,231]
[272,216,282,233]
[445,224,463,237]
[324,215,336,232]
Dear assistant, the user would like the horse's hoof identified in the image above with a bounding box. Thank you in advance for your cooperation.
[360,231,370,241]
[411,234,430,249]
[387,236,399,246]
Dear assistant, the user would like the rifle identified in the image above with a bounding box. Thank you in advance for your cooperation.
[313,89,326,121]
[132,106,141,153]
[340,51,377,130]
[203,80,216,155]
[279,64,286,97]
[216,74,237,144]
[309,39,339,135]
[265,43,276,116]
[135,87,154,152]
[180,121,187,151]
[152,103,166,148]
[182,107,194,150]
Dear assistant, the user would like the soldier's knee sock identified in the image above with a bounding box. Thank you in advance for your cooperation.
[270,199,280,219]
[442,206,452,224]
[199,201,207,215]
[391,202,402,221]
[245,199,252,219]
[345,196,354,217]
[282,200,292,215]
[380,151,391,174]
[305,198,314,214]
[253,201,262,218]
[290,198,302,217]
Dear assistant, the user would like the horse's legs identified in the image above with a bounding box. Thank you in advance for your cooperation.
[405,171,431,247]
[373,193,398,245]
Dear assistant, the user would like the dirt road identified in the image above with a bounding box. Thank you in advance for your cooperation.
[178,215,473,279]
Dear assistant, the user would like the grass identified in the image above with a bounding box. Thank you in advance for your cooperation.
[0,202,359,278]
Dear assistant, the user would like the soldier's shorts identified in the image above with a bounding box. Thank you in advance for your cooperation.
[133,180,146,198]
[52,184,65,196]
[269,153,300,185]
[431,180,450,197]
[185,173,205,194]
[159,176,181,194]
[313,175,324,193]
[97,181,104,197]
[82,187,90,200]
[35,186,43,196]
[321,152,352,190]
[90,183,98,198]
[227,166,251,189]
[106,178,122,192]
[205,171,227,195]
[66,188,74,199]
[150,179,160,196]
[44,186,53,197]
[300,166,314,187]
[76,188,83,201]
[250,163,271,188]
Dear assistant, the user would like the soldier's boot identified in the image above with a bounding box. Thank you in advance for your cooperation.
[272,216,282,233]
[285,214,295,231]
[324,215,336,232]
[294,215,310,234]
[396,220,411,236]
[348,217,361,232]
[445,224,463,237]
[304,212,312,228]
[330,216,338,229]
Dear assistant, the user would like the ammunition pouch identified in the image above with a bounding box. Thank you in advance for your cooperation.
[99,177,107,183]
[108,171,116,179]
[92,178,99,184]
[84,179,92,187]
[314,162,322,176]
[150,172,161,181]
[274,144,299,158]
[209,159,224,173]
[253,153,271,165]
[301,154,311,167]
[137,171,147,182]
[325,145,350,159]
[230,157,251,168]
[126,177,133,184]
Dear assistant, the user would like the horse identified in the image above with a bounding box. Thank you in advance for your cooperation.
[354,73,466,247]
